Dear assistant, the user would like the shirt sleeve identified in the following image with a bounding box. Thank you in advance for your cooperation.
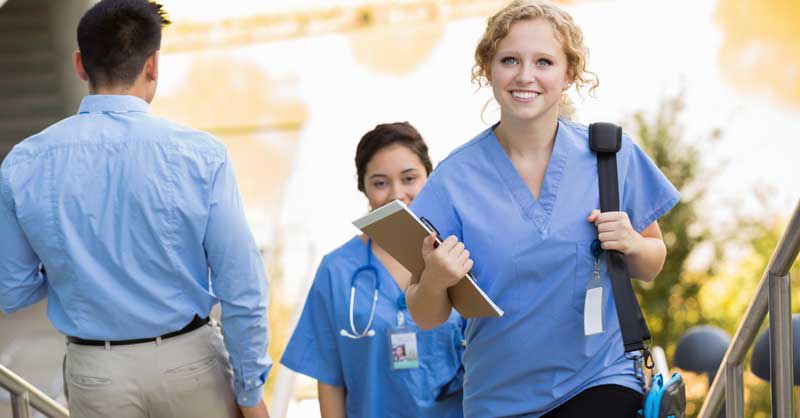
[280,256,345,387]
[0,167,47,313]
[409,172,463,241]
[203,151,271,407]
[621,138,681,232]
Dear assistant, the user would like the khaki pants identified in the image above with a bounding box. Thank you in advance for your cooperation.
[64,322,240,418]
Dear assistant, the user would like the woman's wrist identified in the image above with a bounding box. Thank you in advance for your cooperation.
[418,270,450,296]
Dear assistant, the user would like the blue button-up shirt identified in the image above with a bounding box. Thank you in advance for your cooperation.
[0,95,271,406]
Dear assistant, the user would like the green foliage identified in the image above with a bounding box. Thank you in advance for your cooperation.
[697,217,800,417]
[625,94,715,348]
[625,93,800,417]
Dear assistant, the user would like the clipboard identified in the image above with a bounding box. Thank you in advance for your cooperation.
[353,200,504,318]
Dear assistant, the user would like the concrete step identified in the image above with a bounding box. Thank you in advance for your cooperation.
[0,93,62,117]
[0,31,52,53]
[0,10,50,33]
[0,72,59,96]
[0,125,47,147]
[0,113,60,136]
[0,50,55,74]
[0,143,16,162]
[0,112,61,127]
[0,0,51,14]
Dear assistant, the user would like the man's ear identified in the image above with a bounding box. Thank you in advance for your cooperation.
[73,51,89,82]
[144,51,159,82]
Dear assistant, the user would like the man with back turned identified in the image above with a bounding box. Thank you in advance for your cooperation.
[0,1,271,417]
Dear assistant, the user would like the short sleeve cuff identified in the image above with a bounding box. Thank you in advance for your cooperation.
[280,341,345,388]
[633,192,680,233]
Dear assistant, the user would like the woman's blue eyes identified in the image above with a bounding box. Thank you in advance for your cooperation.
[499,57,553,66]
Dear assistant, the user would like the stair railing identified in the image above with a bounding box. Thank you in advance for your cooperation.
[697,199,799,418]
[0,363,69,418]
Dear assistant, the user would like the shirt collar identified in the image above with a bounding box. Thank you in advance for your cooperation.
[78,95,150,114]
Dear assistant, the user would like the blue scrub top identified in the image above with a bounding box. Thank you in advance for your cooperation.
[281,236,465,418]
[410,119,680,418]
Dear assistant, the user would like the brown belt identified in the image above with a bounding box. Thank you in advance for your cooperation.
[67,315,210,346]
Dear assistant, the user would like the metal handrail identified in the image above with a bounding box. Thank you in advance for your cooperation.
[697,199,800,418]
[0,363,70,418]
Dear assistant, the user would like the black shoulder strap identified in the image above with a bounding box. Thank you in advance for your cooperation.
[589,122,651,354]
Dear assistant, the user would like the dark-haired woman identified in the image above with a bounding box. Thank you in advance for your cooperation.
[281,122,464,418]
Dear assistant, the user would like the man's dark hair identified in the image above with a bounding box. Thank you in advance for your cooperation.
[355,122,434,192]
[77,0,171,88]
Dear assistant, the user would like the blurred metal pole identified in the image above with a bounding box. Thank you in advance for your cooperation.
[766,198,799,418]
[651,346,670,381]
[724,362,744,418]
[698,199,800,418]
[269,241,318,418]
[697,276,767,418]
[11,391,31,418]
[0,363,70,417]
[768,271,793,418]
[269,366,298,418]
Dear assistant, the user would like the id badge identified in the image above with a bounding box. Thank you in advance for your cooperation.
[584,254,606,336]
[389,313,419,370]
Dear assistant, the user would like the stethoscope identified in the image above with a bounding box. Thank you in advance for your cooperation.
[339,239,380,339]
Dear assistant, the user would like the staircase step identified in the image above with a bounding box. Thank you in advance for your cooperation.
[0,72,59,95]
[0,22,51,38]
[0,11,50,33]
[0,125,48,147]
[0,93,63,117]
[0,0,51,14]
[0,113,61,133]
[0,0,68,161]
[1,142,16,162]
[0,31,52,53]
[0,50,56,74]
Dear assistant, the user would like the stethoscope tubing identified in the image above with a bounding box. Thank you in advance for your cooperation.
[340,239,380,339]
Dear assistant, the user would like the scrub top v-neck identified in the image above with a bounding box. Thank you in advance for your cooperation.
[410,119,679,418]
[485,121,571,235]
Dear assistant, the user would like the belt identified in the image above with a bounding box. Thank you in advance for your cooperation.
[67,315,210,346]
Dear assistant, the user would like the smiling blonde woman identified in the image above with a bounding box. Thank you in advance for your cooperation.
[406,1,680,417]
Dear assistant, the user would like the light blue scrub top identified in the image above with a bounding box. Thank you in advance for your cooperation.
[281,236,465,418]
[410,119,680,418]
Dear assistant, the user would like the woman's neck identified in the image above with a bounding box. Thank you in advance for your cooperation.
[494,114,559,159]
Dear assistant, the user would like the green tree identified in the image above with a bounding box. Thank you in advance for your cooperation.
[625,94,721,348]
[625,94,800,417]
[622,94,726,417]
[695,215,800,417]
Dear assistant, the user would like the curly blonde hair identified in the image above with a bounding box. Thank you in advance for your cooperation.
[472,0,599,119]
